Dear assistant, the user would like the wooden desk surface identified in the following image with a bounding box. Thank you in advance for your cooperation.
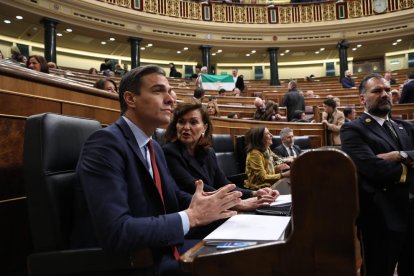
[180,149,358,275]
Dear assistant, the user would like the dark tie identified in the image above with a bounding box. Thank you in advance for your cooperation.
[147,140,180,260]
[383,120,399,146]
[288,147,294,157]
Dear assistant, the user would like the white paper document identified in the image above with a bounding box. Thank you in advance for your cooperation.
[271,194,292,206]
[204,214,291,242]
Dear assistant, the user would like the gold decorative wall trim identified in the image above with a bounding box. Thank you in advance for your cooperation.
[98,0,414,24]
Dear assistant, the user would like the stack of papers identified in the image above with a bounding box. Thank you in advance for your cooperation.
[204,214,291,242]
[271,194,292,206]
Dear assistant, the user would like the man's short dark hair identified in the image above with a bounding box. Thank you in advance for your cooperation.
[193,87,205,99]
[408,72,414,79]
[358,73,383,95]
[323,98,337,109]
[343,107,353,118]
[118,65,165,114]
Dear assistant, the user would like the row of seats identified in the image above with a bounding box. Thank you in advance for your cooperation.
[153,129,311,187]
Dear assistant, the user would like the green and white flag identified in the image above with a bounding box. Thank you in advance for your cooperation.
[201,74,235,91]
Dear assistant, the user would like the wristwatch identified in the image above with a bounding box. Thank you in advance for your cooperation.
[399,151,408,163]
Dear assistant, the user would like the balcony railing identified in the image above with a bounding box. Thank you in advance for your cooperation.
[98,0,414,24]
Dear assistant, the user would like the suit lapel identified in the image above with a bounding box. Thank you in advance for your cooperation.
[181,147,209,183]
[392,120,410,149]
[116,118,149,168]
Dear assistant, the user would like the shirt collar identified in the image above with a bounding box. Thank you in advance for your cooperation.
[122,116,151,149]
[364,111,390,126]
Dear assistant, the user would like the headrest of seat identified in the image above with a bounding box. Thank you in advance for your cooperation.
[153,128,166,146]
[294,136,311,149]
[24,113,102,175]
[211,134,234,153]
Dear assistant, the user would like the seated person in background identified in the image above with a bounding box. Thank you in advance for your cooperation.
[244,126,290,190]
[227,112,238,119]
[163,103,278,210]
[99,58,113,72]
[333,97,341,107]
[102,69,114,77]
[114,64,126,77]
[306,74,315,82]
[218,88,226,96]
[88,67,98,75]
[94,78,118,94]
[20,55,28,65]
[384,70,397,85]
[253,98,284,121]
[273,127,302,163]
[72,65,243,275]
[207,100,220,117]
[232,87,241,97]
[191,87,205,104]
[391,90,400,104]
[322,98,345,146]
[342,70,356,89]
[47,62,57,69]
[10,45,23,63]
[290,110,310,122]
[26,55,49,73]
[343,107,357,122]
[304,90,319,98]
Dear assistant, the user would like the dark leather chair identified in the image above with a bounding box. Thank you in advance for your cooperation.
[23,113,152,275]
[153,128,166,146]
[211,134,246,187]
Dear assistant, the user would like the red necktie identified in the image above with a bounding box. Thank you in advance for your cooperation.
[147,140,180,260]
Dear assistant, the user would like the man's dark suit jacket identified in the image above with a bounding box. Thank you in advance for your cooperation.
[163,141,253,199]
[399,80,414,104]
[282,90,305,122]
[71,117,192,274]
[341,113,414,232]
[273,144,301,158]
[341,76,355,88]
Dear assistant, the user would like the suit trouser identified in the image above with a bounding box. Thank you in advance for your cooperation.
[359,200,414,276]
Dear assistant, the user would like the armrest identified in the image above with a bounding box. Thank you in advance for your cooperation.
[28,247,153,275]
[227,173,247,188]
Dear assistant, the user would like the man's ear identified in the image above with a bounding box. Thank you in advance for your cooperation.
[359,94,365,106]
[124,91,136,108]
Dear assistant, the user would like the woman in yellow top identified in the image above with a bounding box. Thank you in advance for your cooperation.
[244,126,290,190]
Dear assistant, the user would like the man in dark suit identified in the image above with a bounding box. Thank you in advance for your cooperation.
[399,72,414,104]
[281,80,305,122]
[273,127,301,163]
[341,73,414,276]
[71,65,242,275]
[341,70,356,89]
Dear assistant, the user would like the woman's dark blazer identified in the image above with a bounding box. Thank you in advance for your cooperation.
[163,141,253,199]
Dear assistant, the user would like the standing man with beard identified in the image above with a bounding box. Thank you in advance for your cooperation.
[340,74,414,276]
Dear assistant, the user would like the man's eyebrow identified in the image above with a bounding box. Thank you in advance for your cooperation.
[150,84,170,90]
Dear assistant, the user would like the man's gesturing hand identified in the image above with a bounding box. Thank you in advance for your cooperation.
[185,180,242,228]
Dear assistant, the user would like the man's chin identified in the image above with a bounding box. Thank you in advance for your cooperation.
[369,107,391,117]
